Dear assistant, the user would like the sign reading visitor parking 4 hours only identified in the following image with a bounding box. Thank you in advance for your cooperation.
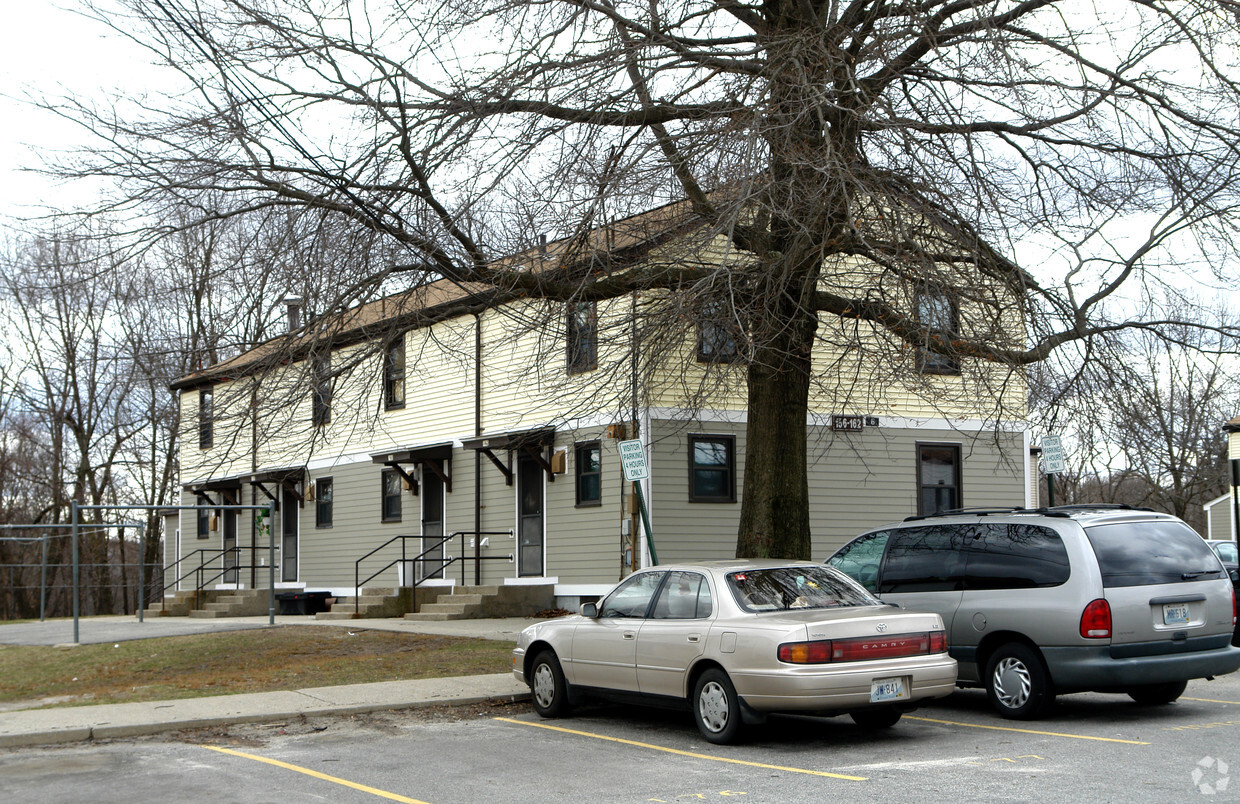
[618,439,649,481]
[1040,434,1066,475]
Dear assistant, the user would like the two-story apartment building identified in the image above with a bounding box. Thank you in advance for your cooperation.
[169,203,1036,610]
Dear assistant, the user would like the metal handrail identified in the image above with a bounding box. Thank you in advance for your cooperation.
[353,531,514,616]
[156,546,252,612]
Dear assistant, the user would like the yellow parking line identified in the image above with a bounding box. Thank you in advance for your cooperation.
[202,745,430,803]
[1183,697,1240,705]
[905,716,1149,744]
[494,717,867,781]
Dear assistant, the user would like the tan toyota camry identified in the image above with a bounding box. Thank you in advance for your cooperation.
[512,559,958,743]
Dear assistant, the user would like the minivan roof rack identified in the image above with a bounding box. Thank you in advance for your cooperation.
[903,507,1050,522]
[1041,504,1155,513]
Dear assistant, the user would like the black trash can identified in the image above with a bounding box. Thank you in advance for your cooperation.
[276,591,333,615]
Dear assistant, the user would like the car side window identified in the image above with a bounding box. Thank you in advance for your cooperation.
[964,524,1070,589]
[828,531,891,592]
[598,571,665,618]
[880,525,967,593]
[651,571,713,620]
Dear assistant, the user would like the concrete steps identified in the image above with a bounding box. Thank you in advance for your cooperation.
[188,590,268,618]
[403,583,553,622]
[316,587,413,620]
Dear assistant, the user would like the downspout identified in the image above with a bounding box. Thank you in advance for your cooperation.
[1231,459,1239,543]
[474,313,483,586]
[250,382,258,589]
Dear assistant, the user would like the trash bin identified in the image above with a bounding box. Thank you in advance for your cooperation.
[276,591,333,615]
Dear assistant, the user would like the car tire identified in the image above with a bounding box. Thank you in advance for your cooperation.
[850,708,902,729]
[985,643,1054,720]
[529,650,572,718]
[1127,679,1188,705]
[693,668,743,744]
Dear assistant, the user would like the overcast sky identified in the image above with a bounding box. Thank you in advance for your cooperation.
[0,1,154,221]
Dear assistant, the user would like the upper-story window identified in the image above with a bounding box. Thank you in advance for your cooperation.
[312,352,331,426]
[198,388,213,449]
[697,300,741,363]
[915,287,960,375]
[689,434,736,502]
[575,441,602,506]
[566,301,597,374]
[384,337,406,410]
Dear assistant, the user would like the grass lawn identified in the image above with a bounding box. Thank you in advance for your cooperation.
[0,626,515,708]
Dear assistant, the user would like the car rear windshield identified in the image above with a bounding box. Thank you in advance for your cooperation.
[1085,521,1224,587]
[727,567,879,611]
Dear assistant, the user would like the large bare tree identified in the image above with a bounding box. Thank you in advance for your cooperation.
[55,0,1240,558]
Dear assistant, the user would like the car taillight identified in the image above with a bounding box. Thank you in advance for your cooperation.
[1080,598,1112,639]
[778,631,945,664]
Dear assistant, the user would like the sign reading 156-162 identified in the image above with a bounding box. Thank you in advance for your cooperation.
[617,439,649,482]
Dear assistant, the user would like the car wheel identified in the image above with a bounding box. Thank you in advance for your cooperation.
[1127,679,1188,705]
[985,643,1054,720]
[693,668,743,744]
[529,650,571,718]
[850,708,902,729]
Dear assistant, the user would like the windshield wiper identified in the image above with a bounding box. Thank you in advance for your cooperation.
[1182,570,1222,580]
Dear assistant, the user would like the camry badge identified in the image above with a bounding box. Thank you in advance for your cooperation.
[875,623,888,632]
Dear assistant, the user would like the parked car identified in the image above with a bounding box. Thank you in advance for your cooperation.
[1205,539,1240,646]
[512,560,957,744]
[827,505,1240,720]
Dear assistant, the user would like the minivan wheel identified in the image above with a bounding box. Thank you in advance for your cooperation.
[529,650,572,718]
[985,643,1054,720]
[693,668,743,744]
[1127,679,1188,705]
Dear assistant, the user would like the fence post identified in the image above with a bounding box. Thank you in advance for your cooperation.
[267,500,276,625]
[40,535,48,622]
[72,502,80,644]
[138,522,146,623]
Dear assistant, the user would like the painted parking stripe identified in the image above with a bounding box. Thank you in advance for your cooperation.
[494,717,867,781]
[202,745,430,803]
[905,716,1149,744]
[1183,697,1240,705]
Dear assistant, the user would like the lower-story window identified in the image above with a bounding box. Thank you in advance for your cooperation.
[381,469,402,522]
[316,478,334,527]
[689,434,736,502]
[917,443,961,515]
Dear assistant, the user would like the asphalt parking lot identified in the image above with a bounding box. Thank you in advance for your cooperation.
[4,673,1240,802]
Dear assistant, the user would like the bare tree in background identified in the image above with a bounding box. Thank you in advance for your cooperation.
[1033,315,1237,531]
[50,0,1240,559]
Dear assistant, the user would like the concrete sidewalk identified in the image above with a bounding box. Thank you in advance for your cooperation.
[0,615,536,749]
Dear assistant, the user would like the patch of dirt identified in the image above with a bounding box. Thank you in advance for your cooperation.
[165,699,528,746]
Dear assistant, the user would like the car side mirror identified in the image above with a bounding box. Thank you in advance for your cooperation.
[580,601,598,618]
[1231,570,1239,583]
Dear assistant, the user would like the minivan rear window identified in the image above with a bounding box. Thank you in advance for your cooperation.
[1085,521,1224,587]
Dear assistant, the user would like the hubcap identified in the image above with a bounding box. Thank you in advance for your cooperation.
[992,657,1032,709]
[533,663,555,709]
[698,680,730,733]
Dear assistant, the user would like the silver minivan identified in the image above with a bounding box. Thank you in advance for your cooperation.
[827,505,1240,719]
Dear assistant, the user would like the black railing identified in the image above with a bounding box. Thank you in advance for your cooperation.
[156,547,264,612]
[353,531,513,616]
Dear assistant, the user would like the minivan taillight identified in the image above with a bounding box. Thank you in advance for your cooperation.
[1231,585,1236,627]
[1080,598,1112,639]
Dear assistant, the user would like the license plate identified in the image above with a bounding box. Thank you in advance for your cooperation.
[1163,603,1190,625]
[871,677,908,703]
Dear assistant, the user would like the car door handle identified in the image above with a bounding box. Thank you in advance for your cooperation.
[622,631,636,639]
[687,634,701,643]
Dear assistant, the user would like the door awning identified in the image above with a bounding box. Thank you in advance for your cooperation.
[370,442,454,494]
[185,465,306,506]
[461,428,556,485]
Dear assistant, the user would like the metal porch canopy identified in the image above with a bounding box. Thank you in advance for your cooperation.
[460,428,557,485]
[184,465,306,507]
[370,442,454,494]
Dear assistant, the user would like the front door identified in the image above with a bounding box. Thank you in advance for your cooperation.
[222,505,238,585]
[420,471,446,581]
[281,488,299,583]
[517,452,544,577]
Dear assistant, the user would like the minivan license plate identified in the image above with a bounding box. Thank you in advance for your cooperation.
[871,677,908,703]
[1163,603,1190,625]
